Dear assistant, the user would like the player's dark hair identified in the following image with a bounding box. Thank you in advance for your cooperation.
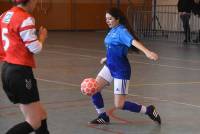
[106,7,140,53]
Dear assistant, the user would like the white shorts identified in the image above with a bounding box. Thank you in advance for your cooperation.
[98,65,130,95]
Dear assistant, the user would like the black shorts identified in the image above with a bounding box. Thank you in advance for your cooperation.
[1,62,40,104]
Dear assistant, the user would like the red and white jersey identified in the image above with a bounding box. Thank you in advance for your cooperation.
[0,6,40,67]
[0,14,6,61]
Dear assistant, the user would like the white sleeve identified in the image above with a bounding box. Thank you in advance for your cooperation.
[19,17,42,54]
[20,17,37,42]
[26,40,42,54]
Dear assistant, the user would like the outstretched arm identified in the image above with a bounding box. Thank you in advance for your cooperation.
[132,40,158,61]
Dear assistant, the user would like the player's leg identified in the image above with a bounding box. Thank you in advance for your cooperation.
[2,63,35,134]
[113,78,161,124]
[34,103,49,134]
[20,102,49,134]
[2,63,49,133]
[114,79,145,112]
[22,71,49,134]
[89,65,113,124]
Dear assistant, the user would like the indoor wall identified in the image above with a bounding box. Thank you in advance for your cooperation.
[0,0,152,30]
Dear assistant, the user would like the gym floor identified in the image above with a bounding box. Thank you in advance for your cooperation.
[1,31,200,134]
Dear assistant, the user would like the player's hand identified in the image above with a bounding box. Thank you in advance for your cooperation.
[100,57,107,64]
[39,26,48,44]
[145,51,158,61]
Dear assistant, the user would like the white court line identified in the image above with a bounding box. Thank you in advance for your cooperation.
[37,72,200,88]
[37,77,200,109]
[44,50,99,59]
[47,44,200,64]
[132,61,200,71]
[37,78,78,87]
[131,81,200,87]
[44,50,200,71]
[39,46,200,109]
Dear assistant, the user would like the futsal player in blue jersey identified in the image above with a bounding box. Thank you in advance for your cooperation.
[89,7,161,125]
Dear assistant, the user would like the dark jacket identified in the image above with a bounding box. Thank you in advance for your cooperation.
[192,1,200,16]
[178,0,193,13]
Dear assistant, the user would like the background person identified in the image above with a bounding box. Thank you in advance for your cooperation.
[177,0,193,43]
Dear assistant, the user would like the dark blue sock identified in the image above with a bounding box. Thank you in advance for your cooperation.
[99,112,107,118]
[146,106,152,114]
[92,92,104,109]
[122,101,142,113]
[91,92,106,115]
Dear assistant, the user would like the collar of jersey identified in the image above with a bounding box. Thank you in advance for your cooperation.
[110,24,123,32]
[12,6,26,12]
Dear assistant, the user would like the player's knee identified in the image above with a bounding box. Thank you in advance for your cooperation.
[38,103,48,120]
[41,109,48,119]
[26,109,46,129]
[114,96,126,109]
[114,102,124,109]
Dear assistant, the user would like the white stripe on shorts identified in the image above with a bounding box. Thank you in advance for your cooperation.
[114,78,129,95]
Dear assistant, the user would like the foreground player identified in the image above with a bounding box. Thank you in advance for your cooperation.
[89,8,161,125]
[0,0,49,133]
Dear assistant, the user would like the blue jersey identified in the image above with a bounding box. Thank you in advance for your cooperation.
[104,24,134,80]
